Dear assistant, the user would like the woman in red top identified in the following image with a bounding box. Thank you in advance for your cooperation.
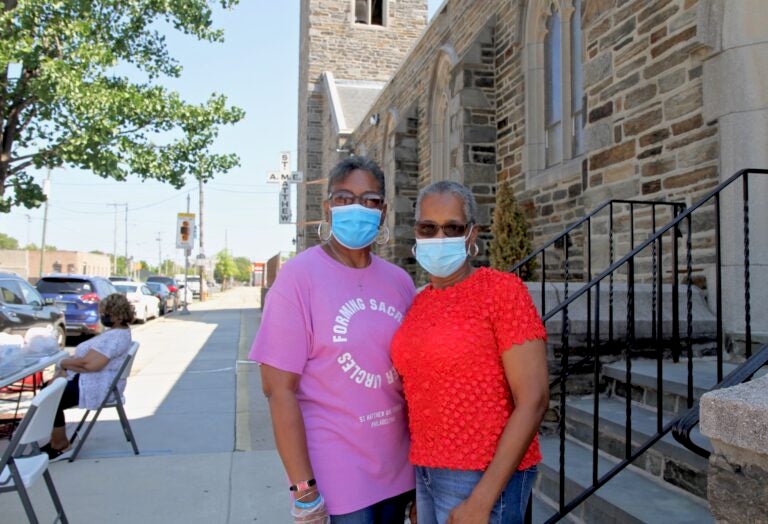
[391,181,549,524]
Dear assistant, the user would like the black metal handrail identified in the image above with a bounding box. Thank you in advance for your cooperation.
[531,168,768,523]
[510,198,684,275]
[510,199,684,356]
[672,343,768,457]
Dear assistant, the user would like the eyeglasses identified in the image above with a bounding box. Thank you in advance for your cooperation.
[328,190,384,209]
[414,221,471,238]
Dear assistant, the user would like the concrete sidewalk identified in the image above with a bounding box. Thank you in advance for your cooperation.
[0,287,290,523]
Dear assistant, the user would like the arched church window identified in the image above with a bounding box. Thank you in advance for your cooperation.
[524,0,585,178]
[545,8,562,167]
[430,52,453,181]
[570,0,584,156]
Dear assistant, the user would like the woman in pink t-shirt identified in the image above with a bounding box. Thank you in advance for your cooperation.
[251,157,416,523]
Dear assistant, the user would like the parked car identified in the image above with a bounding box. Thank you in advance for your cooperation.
[36,274,116,337]
[113,282,160,323]
[0,272,67,348]
[185,275,202,298]
[108,276,132,282]
[147,275,182,305]
[145,282,176,315]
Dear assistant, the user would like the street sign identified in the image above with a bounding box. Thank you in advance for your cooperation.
[267,171,303,184]
[176,213,196,249]
[279,182,293,224]
[280,151,291,174]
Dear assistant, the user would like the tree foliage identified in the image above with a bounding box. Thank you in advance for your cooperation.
[214,249,235,285]
[0,0,244,212]
[488,182,536,279]
[233,255,251,282]
[23,241,56,250]
[0,231,19,248]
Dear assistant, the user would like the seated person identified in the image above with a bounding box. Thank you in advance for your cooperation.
[42,293,134,461]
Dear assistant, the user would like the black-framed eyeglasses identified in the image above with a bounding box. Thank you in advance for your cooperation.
[414,221,471,238]
[328,190,384,209]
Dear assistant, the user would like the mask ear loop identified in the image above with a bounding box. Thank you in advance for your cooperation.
[375,225,390,245]
[317,221,332,242]
[465,224,479,256]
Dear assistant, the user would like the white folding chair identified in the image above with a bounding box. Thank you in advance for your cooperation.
[69,341,140,462]
[0,376,69,524]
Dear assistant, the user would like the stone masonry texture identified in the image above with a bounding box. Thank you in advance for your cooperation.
[298,0,740,289]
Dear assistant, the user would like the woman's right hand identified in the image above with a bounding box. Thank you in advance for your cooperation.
[291,492,330,523]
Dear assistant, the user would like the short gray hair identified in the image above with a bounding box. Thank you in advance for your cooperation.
[327,156,386,197]
[415,181,477,223]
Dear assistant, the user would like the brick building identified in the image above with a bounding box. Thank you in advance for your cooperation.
[0,249,111,282]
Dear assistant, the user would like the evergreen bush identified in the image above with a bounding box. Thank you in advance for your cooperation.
[489,182,537,279]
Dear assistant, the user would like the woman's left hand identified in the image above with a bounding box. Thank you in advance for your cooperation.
[447,497,491,524]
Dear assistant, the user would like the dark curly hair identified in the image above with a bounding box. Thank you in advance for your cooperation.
[99,293,135,327]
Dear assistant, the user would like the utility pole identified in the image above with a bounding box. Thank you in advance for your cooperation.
[198,178,206,301]
[25,214,31,246]
[124,205,129,276]
[107,203,121,275]
[39,169,51,277]
[156,233,162,273]
[181,192,191,315]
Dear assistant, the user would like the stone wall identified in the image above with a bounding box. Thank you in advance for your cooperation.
[300,0,768,302]
[700,374,768,522]
[339,0,729,286]
[297,0,428,251]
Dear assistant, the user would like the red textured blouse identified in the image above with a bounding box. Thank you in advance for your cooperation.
[391,267,546,471]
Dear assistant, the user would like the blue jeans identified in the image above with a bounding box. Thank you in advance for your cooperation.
[415,466,537,524]
[330,490,414,524]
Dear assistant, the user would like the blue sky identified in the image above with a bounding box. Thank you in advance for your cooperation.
[3,1,441,267]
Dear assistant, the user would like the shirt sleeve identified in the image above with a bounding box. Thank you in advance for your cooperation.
[89,330,128,360]
[492,272,547,354]
[249,286,311,375]
[88,331,120,360]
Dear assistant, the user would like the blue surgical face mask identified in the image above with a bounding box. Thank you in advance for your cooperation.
[414,231,471,278]
[330,204,382,250]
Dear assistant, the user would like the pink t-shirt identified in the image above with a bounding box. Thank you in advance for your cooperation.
[249,246,416,515]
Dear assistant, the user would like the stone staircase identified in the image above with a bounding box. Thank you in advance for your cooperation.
[530,358,732,523]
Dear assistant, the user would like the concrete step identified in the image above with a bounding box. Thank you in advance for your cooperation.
[525,282,716,346]
[603,358,739,415]
[534,436,713,523]
[565,396,710,498]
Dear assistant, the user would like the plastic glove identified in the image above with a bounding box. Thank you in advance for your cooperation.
[291,494,330,524]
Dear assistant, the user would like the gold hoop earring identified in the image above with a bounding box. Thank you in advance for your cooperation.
[317,221,332,242]
[375,225,390,245]
[469,242,479,257]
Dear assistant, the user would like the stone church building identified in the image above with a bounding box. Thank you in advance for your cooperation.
[296,0,768,334]
[293,2,768,519]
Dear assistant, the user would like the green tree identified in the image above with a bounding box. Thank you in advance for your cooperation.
[488,182,536,279]
[0,1,244,212]
[214,249,235,287]
[23,242,56,251]
[233,256,251,282]
[0,232,19,249]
